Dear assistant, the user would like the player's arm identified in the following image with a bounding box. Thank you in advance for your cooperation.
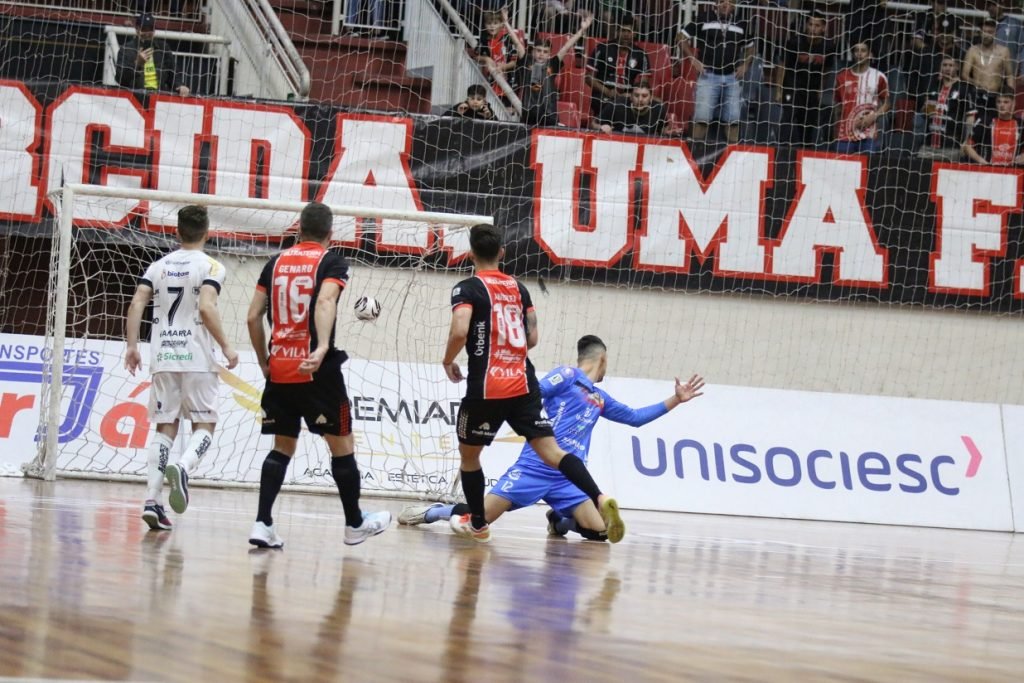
[525,309,538,349]
[300,280,341,375]
[442,305,471,383]
[602,374,705,427]
[1004,49,1015,90]
[199,284,238,369]
[124,283,153,375]
[246,289,270,377]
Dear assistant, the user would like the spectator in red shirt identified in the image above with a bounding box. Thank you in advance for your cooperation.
[962,91,1024,165]
[833,41,890,154]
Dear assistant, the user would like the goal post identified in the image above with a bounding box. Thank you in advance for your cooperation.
[24,183,492,503]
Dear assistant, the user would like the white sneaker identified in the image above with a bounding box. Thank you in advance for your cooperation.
[249,521,284,549]
[398,502,444,526]
[449,514,491,543]
[344,510,392,546]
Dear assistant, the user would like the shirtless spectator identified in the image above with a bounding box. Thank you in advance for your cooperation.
[963,18,1015,123]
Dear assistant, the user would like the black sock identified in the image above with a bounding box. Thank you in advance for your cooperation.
[257,450,290,526]
[460,468,487,529]
[451,502,471,516]
[557,454,602,504]
[331,454,364,528]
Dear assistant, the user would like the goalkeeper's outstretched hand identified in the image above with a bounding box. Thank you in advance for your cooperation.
[675,374,705,403]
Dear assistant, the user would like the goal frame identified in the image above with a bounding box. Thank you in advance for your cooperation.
[24,182,491,500]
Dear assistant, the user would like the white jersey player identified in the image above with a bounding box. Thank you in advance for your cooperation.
[125,205,238,531]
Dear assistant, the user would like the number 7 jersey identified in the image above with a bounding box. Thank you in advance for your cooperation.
[140,248,227,373]
[451,270,538,399]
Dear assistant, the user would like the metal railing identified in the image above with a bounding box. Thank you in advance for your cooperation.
[0,0,204,22]
[102,25,231,96]
[208,0,310,100]
[429,0,523,117]
[331,0,403,36]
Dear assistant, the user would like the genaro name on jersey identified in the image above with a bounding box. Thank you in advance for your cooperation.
[517,365,669,470]
[140,249,227,373]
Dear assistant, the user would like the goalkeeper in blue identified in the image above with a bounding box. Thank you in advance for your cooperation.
[400,335,705,542]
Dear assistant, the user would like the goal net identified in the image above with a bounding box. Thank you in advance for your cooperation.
[18,185,490,500]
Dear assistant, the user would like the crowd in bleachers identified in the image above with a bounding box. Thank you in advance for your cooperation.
[442,0,1024,164]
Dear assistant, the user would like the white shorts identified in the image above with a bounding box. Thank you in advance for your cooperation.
[149,372,220,423]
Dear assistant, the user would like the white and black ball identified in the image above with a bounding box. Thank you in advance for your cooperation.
[354,295,382,321]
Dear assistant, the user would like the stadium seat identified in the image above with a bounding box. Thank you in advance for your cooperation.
[557,101,581,128]
[638,41,672,91]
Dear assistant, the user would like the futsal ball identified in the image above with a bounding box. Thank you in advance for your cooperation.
[354,296,381,321]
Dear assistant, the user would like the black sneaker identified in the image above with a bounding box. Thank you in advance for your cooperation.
[546,509,567,537]
[165,463,190,514]
[142,502,172,531]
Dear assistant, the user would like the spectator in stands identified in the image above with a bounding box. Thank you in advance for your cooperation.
[519,12,594,127]
[906,0,964,100]
[678,0,755,144]
[846,0,899,74]
[476,8,525,102]
[115,12,189,96]
[962,90,1024,165]
[445,84,496,120]
[988,2,1024,80]
[591,82,682,135]
[774,9,835,148]
[918,56,976,161]
[585,13,651,118]
[963,18,1015,124]
[833,41,890,154]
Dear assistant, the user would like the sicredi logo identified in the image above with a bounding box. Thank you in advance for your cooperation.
[631,435,984,496]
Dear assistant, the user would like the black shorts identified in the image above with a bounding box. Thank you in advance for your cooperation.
[261,351,351,438]
[456,391,554,446]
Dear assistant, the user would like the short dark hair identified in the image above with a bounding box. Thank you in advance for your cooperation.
[467,84,487,99]
[177,205,208,243]
[469,223,502,261]
[577,335,607,360]
[533,37,552,49]
[299,201,333,241]
[808,9,827,21]
[984,17,998,28]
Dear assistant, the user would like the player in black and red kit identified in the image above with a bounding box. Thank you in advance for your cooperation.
[245,201,391,549]
[441,224,624,543]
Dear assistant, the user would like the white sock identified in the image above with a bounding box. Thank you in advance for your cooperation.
[147,433,174,503]
[178,428,213,475]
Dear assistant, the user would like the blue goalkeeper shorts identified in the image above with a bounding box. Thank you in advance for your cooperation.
[489,462,590,518]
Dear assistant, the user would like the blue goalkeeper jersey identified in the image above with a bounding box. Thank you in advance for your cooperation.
[517,365,669,471]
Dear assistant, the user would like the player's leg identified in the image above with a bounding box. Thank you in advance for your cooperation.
[544,481,610,541]
[143,373,181,530]
[403,492,513,527]
[529,436,623,542]
[165,372,219,514]
[249,382,298,549]
[508,392,624,542]
[311,362,390,546]
[452,397,502,541]
[450,442,492,542]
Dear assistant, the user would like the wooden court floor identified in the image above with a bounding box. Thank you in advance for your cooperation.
[1,478,1022,682]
